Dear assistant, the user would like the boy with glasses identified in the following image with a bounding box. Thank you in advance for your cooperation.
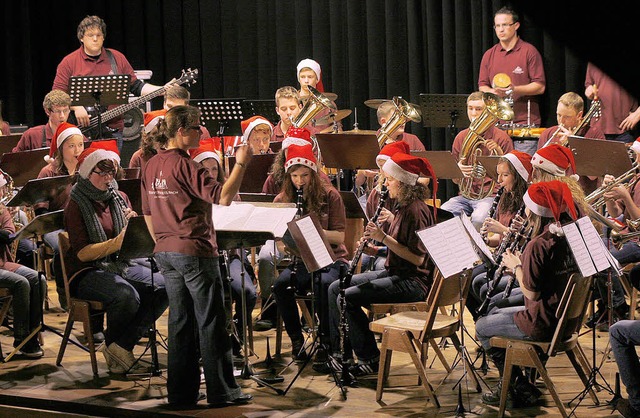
[12,90,72,152]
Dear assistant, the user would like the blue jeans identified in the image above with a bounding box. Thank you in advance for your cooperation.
[154,253,242,405]
[272,259,345,346]
[328,270,428,362]
[257,240,282,302]
[73,263,167,350]
[0,266,44,344]
[441,195,494,230]
[512,138,539,156]
[610,320,640,411]
[475,306,529,352]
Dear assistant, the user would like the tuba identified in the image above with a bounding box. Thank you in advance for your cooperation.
[376,97,421,148]
[459,92,514,200]
[291,86,337,129]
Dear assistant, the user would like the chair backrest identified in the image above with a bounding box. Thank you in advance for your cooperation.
[419,268,472,341]
[57,231,73,305]
[547,273,592,356]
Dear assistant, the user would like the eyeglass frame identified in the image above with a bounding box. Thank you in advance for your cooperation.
[493,22,517,30]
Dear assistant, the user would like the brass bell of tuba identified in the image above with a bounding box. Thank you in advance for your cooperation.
[291,86,337,129]
[458,92,514,200]
[376,97,421,148]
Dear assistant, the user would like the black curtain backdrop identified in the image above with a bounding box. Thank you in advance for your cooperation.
[1,0,637,200]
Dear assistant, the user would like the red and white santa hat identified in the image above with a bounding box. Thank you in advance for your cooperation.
[382,152,438,217]
[631,136,640,154]
[285,143,317,173]
[77,140,120,179]
[190,137,222,165]
[503,150,533,181]
[45,122,83,163]
[523,180,577,221]
[531,144,577,178]
[282,126,313,150]
[376,141,411,169]
[241,116,273,144]
[296,58,324,92]
[143,109,166,134]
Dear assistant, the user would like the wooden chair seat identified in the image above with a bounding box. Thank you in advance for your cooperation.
[369,311,458,336]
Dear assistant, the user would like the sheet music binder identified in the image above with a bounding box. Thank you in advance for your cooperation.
[287,213,336,273]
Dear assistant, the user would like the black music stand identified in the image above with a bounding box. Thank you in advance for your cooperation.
[0,134,21,156]
[227,153,276,193]
[242,99,279,126]
[339,191,367,219]
[412,150,464,179]
[192,98,245,164]
[475,155,502,182]
[6,211,84,361]
[68,75,130,139]
[567,136,633,177]
[8,175,75,208]
[238,193,277,203]
[0,148,49,187]
[419,94,470,145]
[116,178,142,214]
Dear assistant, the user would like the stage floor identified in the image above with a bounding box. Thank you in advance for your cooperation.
[0,285,629,417]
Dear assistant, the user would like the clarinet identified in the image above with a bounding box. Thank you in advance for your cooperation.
[107,183,129,218]
[502,224,532,298]
[483,186,504,243]
[476,204,525,316]
[287,186,304,291]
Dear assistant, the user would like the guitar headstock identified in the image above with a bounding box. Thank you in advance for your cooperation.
[176,68,199,86]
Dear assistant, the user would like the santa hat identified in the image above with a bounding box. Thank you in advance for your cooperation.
[190,137,222,165]
[296,58,325,92]
[382,152,438,217]
[285,143,317,173]
[523,180,577,221]
[532,144,577,178]
[376,141,411,169]
[631,137,640,154]
[241,116,273,144]
[0,169,8,188]
[45,122,82,163]
[503,150,533,181]
[143,109,166,134]
[77,140,121,179]
[282,126,313,150]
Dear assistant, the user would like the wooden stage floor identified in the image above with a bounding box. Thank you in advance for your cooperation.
[0,285,629,417]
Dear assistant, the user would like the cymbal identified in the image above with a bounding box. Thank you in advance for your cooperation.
[315,109,352,126]
[364,99,389,109]
[341,128,377,135]
[302,92,338,102]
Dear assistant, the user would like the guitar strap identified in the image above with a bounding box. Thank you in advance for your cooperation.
[105,49,118,75]
[41,125,47,148]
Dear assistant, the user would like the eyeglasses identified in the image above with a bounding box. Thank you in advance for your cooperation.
[92,169,116,177]
[187,125,202,132]
[49,108,70,115]
[494,23,516,29]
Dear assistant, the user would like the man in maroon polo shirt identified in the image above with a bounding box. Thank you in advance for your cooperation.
[12,90,71,152]
[478,6,546,127]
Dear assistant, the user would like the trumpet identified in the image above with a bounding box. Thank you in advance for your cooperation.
[585,164,639,209]
[610,220,640,250]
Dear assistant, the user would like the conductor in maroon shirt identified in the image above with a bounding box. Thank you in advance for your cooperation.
[141,105,253,408]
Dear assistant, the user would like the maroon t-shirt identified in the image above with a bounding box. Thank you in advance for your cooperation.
[63,190,131,280]
[12,124,53,152]
[513,225,578,340]
[274,181,348,261]
[585,63,639,135]
[478,38,546,125]
[536,124,605,149]
[141,148,223,257]
[385,199,434,288]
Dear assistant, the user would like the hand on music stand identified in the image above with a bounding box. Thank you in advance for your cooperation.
[69,74,130,139]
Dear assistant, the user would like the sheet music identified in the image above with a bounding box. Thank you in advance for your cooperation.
[460,213,495,264]
[575,217,611,272]
[417,217,479,278]
[296,216,334,269]
[212,203,298,238]
[562,222,597,277]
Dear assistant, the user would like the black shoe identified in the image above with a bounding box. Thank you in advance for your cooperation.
[253,319,274,331]
[166,392,206,409]
[512,375,542,407]
[18,340,44,358]
[350,361,379,377]
[292,343,308,362]
[208,393,253,408]
[616,398,640,418]
[586,308,607,328]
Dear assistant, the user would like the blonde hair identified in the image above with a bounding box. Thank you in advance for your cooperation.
[376,101,395,123]
[275,86,300,107]
[558,92,584,114]
[43,90,71,111]
[531,168,588,214]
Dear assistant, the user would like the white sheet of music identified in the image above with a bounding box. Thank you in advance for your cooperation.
[575,216,612,272]
[417,217,479,278]
[460,213,495,264]
[296,216,334,269]
[212,203,298,238]
[563,222,597,277]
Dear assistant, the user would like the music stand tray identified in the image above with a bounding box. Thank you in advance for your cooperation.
[0,134,21,156]
[117,216,155,261]
[0,148,49,187]
[475,155,502,182]
[411,150,463,179]
[419,94,470,129]
[12,210,64,242]
[191,98,245,137]
[227,153,276,193]
[339,191,366,219]
[238,193,277,203]
[8,175,75,207]
[315,133,379,170]
[567,136,632,177]
[117,178,142,214]
[242,99,279,126]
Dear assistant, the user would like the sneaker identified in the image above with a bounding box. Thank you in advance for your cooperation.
[313,355,344,374]
[253,319,274,332]
[92,332,105,344]
[99,343,126,374]
[350,361,379,377]
[18,340,44,358]
[106,342,136,372]
[616,398,640,418]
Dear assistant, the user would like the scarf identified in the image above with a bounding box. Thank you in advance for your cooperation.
[70,177,129,275]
